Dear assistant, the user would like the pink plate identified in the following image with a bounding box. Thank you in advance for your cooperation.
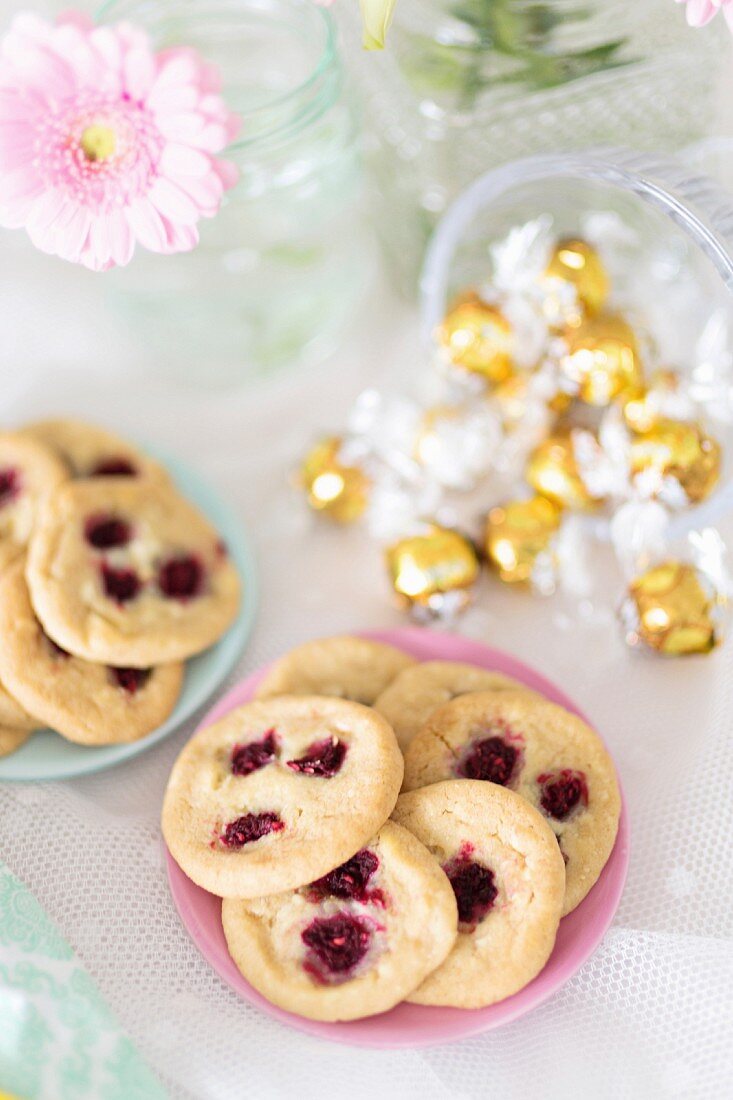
[166,626,630,1048]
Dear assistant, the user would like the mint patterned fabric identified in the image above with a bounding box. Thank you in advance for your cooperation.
[0,861,166,1100]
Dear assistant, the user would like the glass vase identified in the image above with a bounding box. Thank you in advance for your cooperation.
[340,0,727,295]
[99,0,374,387]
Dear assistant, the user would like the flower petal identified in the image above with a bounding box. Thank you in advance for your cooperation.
[146,83,199,113]
[107,208,135,267]
[0,166,42,204]
[189,122,229,153]
[360,0,397,49]
[685,0,718,24]
[150,50,200,93]
[155,111,205,142]
[164,220,199,253]
[212,158,239,192]
[56,11,94,32]
[31,203,91,265]
[24,188,67,235]
[159,142,212,178]
[148,177,201,225]
[123,45,156,100]
[125,197,168,252]
[169,170,223,216]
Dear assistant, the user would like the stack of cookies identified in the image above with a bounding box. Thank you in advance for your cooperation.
[162,635,621,1021]
[0,418,241,756]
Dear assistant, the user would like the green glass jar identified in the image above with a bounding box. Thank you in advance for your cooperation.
[99,0,374,386]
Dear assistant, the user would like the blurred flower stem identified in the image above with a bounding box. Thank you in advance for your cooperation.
[402,0,631,109]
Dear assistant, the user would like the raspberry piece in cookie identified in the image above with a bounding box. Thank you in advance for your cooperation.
[309,849,381,903]
[221,820,457,1021]
[254,636,415,706]
[0,560,184,745]
[403,691,621,914]
[162,696,404,898]
[374,660,536,751]
[0,432,68,572]
[392,780,565,1008]
[26,477,241,666]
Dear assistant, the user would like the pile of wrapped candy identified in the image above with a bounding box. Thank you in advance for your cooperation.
[300,217,733,656]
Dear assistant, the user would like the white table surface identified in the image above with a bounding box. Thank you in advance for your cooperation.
[1,4,733,1099]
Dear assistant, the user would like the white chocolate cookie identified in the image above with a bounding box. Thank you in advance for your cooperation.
[374,660,535,751]
[392,781,565,1008]
[255,636,415,706]
[222,820,457,1021]
[0,431,68,572]
[20,418,168,482]
[0,725,32,758]
[403,691,621,914]
[0,679,37,732]
[26,477,241,666]
[0,560,183,745]
[162,696,404,898]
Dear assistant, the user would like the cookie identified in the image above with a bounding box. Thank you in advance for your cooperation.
[26,477,241,666]
[0,725,32,758]
[20,418,168,482]
[0,431,68,572]
[221,819,457,1021]
[403,691,621,914]
[255,636,416,706]
[162,696,404,898]
[374,660,536,751]
[0,560,184,745]
[392,780,565,1008]
[0,679,38,732]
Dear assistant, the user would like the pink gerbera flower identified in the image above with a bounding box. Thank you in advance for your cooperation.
[676,0,733,30]
[0,11,239,271]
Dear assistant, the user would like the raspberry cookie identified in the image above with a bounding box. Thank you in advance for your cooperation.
[26,478,241,666]
[374,661,535,751]
[162,696,404,898]
[0,678,38,732]
[20,418,167,482]
[255,636,415,706]
[0,561,183,745]
[221,820,457,1021]
[0,726,32,758]
[403,691,620,914]
[0,432,68,572]
[392,781,565,1008]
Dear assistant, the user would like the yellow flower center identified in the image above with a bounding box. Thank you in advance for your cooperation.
[80,124,117,162]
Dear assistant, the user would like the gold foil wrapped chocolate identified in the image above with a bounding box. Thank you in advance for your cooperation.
[561,313,644,407]
[526,430,601,511]
[484,496,562,585]
[386,525,480,615]
[622,369,682,434]
[493,371,570,430]
[544,238,609,318]
[301,436,369,523]
[438,292,514,383]
[620,560,722,656]
[630,419,721,504]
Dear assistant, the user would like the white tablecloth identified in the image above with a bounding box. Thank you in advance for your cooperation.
[1,3,733,1096]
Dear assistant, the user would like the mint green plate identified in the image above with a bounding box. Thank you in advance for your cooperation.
[0,449,257,782]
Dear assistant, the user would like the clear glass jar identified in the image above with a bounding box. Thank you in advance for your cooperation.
[419,147,733,539]
[98,0,374,386]
[340,0,727,294]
